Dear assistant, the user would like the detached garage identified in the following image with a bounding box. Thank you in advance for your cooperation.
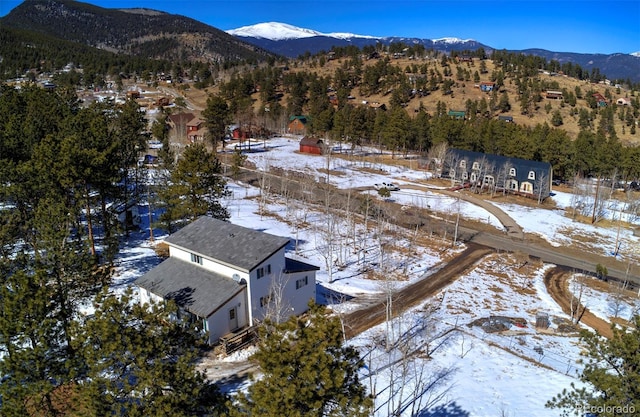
[299,137,325,155]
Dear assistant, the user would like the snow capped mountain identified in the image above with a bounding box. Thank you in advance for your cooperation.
[432,37,476,44]
[226,22,376,41]
[632,51,640,57]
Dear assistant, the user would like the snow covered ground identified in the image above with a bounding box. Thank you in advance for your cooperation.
[114,136,639,417]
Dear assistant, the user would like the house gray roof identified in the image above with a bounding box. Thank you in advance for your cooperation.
[166,216,291,272]
[135,257,244,318]
[284,257,320,273]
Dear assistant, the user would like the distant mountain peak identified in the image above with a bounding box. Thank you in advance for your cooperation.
[432,37,476,44]
[632,51,640,57]
[226,22,377,41]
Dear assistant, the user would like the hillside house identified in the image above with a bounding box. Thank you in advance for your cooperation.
[592,93,608,107]
[441,149,553,200]
[545,91,563,100]
[616,97,632,106]
[369,102,387,111]
[448,110,466,120]
[136,216,319,345]
[479,82,496,92]
[498,115,514,123]
[187,117,206,143]
[299,136,325,155]
[167,112,195,145]
[288,115,309,134]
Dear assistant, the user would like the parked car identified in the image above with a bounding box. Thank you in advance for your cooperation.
[374,182,400,191]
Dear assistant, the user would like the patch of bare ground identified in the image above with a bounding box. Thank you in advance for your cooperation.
[316,167,346,177]
[470,190,559,210]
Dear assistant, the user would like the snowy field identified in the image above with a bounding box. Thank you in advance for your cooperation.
[113,136,639,417]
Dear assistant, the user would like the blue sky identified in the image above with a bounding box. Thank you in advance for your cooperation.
[1,0,639,54]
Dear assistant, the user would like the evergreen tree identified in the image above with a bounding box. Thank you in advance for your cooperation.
[551,110,564,126]
[547,316,640,416]
[202,94,232,152]
[72,288,226,417]
[228,302,372,417]
[498,91,511,113]
[158,143,230,231]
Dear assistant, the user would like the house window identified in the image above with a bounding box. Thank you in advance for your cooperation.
[257,265,271,279]
[296,276,309,290]
[190,253,203,265]
[528,171,536,180]
[509,167,516,176]
[459,160,466,169]
[462,172,468,180]
[260,293,272,307]
[472,161,480,170]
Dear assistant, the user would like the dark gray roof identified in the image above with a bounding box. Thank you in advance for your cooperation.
[135,257,244,318]
[166,217,290,272]
[448,148,552,181]
[284,257,320,273]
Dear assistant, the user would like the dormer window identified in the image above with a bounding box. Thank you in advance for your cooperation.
[190,253,202,265]
[528,170,536,180]
[509,167,516,176]
[472,161,480,170]
[459,160,466,169]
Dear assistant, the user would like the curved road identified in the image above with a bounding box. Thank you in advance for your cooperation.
[343,243,494,339]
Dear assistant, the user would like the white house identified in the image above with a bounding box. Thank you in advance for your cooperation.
[136,216,318,344]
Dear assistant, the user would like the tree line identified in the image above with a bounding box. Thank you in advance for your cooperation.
[213,58,640,182]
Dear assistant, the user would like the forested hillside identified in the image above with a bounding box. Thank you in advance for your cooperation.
[1,0,275,63]
[195,46,639,182]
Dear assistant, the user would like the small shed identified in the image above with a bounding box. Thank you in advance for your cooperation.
[498,115,513,123]
[299,137,324,155]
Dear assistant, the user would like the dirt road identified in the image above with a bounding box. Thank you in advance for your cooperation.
[543,267,614,338]
[342,242,493,339]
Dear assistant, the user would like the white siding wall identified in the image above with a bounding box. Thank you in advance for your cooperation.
[204,290,248,344]
[169,246,249,281]
[138,286,164,306]
[283,270,316,316]
[248,248,286,323]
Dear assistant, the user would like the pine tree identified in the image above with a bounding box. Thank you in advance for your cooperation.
[72,288,227,416]
[228,302,372,417]
[547,316,640,416]
[202,94,232,152]
[158,142,230,231]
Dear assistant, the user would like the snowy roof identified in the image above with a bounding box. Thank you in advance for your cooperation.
[165,216,290,272]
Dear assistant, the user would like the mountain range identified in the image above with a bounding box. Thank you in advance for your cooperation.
[227,22,640,83]
[0,1,638,82]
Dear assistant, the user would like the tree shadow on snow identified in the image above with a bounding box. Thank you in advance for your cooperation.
[417,402,470,417]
